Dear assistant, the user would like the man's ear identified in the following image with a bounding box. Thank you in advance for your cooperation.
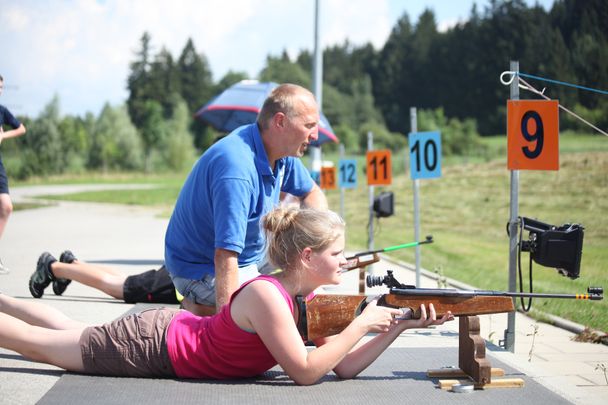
[273,112,286,129]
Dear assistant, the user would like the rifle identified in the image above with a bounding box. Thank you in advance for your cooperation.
[341,235,434,272]
[296,270,603,341]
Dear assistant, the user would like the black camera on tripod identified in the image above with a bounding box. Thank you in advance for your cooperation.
[519,217,584,279]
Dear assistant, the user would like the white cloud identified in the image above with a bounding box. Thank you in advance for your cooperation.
[437,17,464,32]
[1,5,30,31]
[323,0,392,49]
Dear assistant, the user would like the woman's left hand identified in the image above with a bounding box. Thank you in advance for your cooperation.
[396,303,454,329]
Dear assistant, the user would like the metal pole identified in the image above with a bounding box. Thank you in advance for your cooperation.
[310,0,323,171]
[504,60,520,353]
[339,143,345,219]
[312,0,323,110]
[363,131,374,293]
[410,107,421,287]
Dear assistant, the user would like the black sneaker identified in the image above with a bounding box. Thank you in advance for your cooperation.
[52,250,76,296]
[29,252,56,298]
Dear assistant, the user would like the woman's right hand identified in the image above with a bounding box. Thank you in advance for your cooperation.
[355,298,403,333]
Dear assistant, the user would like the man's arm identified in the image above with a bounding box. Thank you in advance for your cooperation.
[299,183,328,210]
[214,248,240,310]
[0,124,26,144]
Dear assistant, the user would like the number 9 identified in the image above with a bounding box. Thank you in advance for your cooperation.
[521,110,544,159]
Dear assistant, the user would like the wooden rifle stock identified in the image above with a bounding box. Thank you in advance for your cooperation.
[297,293,514,341]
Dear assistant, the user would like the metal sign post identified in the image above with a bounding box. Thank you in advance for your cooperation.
[410,107,422,287]
[309,0,323,174]
[504,60,520,353]
[360,131,375,293]
[339,143,345,219]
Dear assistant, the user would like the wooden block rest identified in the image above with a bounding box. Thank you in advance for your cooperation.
[427,367,505,379]
[438,378,525,390]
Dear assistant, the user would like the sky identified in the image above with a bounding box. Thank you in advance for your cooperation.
[0,0,555,118]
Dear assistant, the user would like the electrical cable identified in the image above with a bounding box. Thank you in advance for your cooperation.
[517,217,533,311]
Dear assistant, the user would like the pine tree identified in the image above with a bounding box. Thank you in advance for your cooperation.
[127,32,153,130]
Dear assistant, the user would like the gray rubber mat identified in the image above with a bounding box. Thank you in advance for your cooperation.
[39,347,571,404]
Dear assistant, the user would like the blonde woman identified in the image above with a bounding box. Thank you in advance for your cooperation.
[0,207,453,385]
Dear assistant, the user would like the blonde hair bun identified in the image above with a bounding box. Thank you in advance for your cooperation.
[262,207,344,271]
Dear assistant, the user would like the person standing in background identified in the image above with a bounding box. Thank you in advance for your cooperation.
[0,74,27,274]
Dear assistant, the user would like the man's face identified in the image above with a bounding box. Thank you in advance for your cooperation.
[283,96,319,157]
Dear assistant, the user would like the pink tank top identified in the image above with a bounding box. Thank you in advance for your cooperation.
[165,275,294,379]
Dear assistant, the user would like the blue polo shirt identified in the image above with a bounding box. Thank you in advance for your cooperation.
[165,123,314,279]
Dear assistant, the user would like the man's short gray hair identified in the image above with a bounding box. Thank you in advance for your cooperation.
[257,84,315,129]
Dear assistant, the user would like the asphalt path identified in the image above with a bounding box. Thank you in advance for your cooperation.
[0,184,606,404]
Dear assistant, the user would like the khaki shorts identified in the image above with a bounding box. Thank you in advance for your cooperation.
[80,308,179,377]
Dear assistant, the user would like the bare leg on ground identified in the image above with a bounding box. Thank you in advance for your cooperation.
[51,260,127,300]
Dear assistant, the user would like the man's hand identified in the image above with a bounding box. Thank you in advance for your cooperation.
[214,248,240,309]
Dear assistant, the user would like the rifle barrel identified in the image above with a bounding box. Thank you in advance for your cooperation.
[391,287,603,301]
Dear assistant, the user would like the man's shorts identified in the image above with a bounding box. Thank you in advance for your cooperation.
[0,158,9,194]
[123,265,179,304]
[79,308,179,377]
[171,263,260,306]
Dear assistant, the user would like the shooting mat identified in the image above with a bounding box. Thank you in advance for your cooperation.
[38,305,572,405]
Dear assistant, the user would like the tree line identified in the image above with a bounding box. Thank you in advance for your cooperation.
[4,0,605,179]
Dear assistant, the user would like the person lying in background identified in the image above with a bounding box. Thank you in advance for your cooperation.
[28,250,178,304]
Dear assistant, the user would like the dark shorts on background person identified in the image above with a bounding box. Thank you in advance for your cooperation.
[123,265,179,304]
[79,308,179,377]
[0,158,9,194]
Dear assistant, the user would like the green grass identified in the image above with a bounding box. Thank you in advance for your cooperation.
[39,186,182,207]
[16,133,608,331]
[13,201,53,211]
[15,169,191,216]
[14,171,189,187]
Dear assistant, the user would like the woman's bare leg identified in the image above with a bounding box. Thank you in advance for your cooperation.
[51,260,127,300]
[0,312,85,372]
[0,294,87,330]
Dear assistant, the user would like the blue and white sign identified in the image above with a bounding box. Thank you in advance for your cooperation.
[408,131,442,179]
[338,159,358,188]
